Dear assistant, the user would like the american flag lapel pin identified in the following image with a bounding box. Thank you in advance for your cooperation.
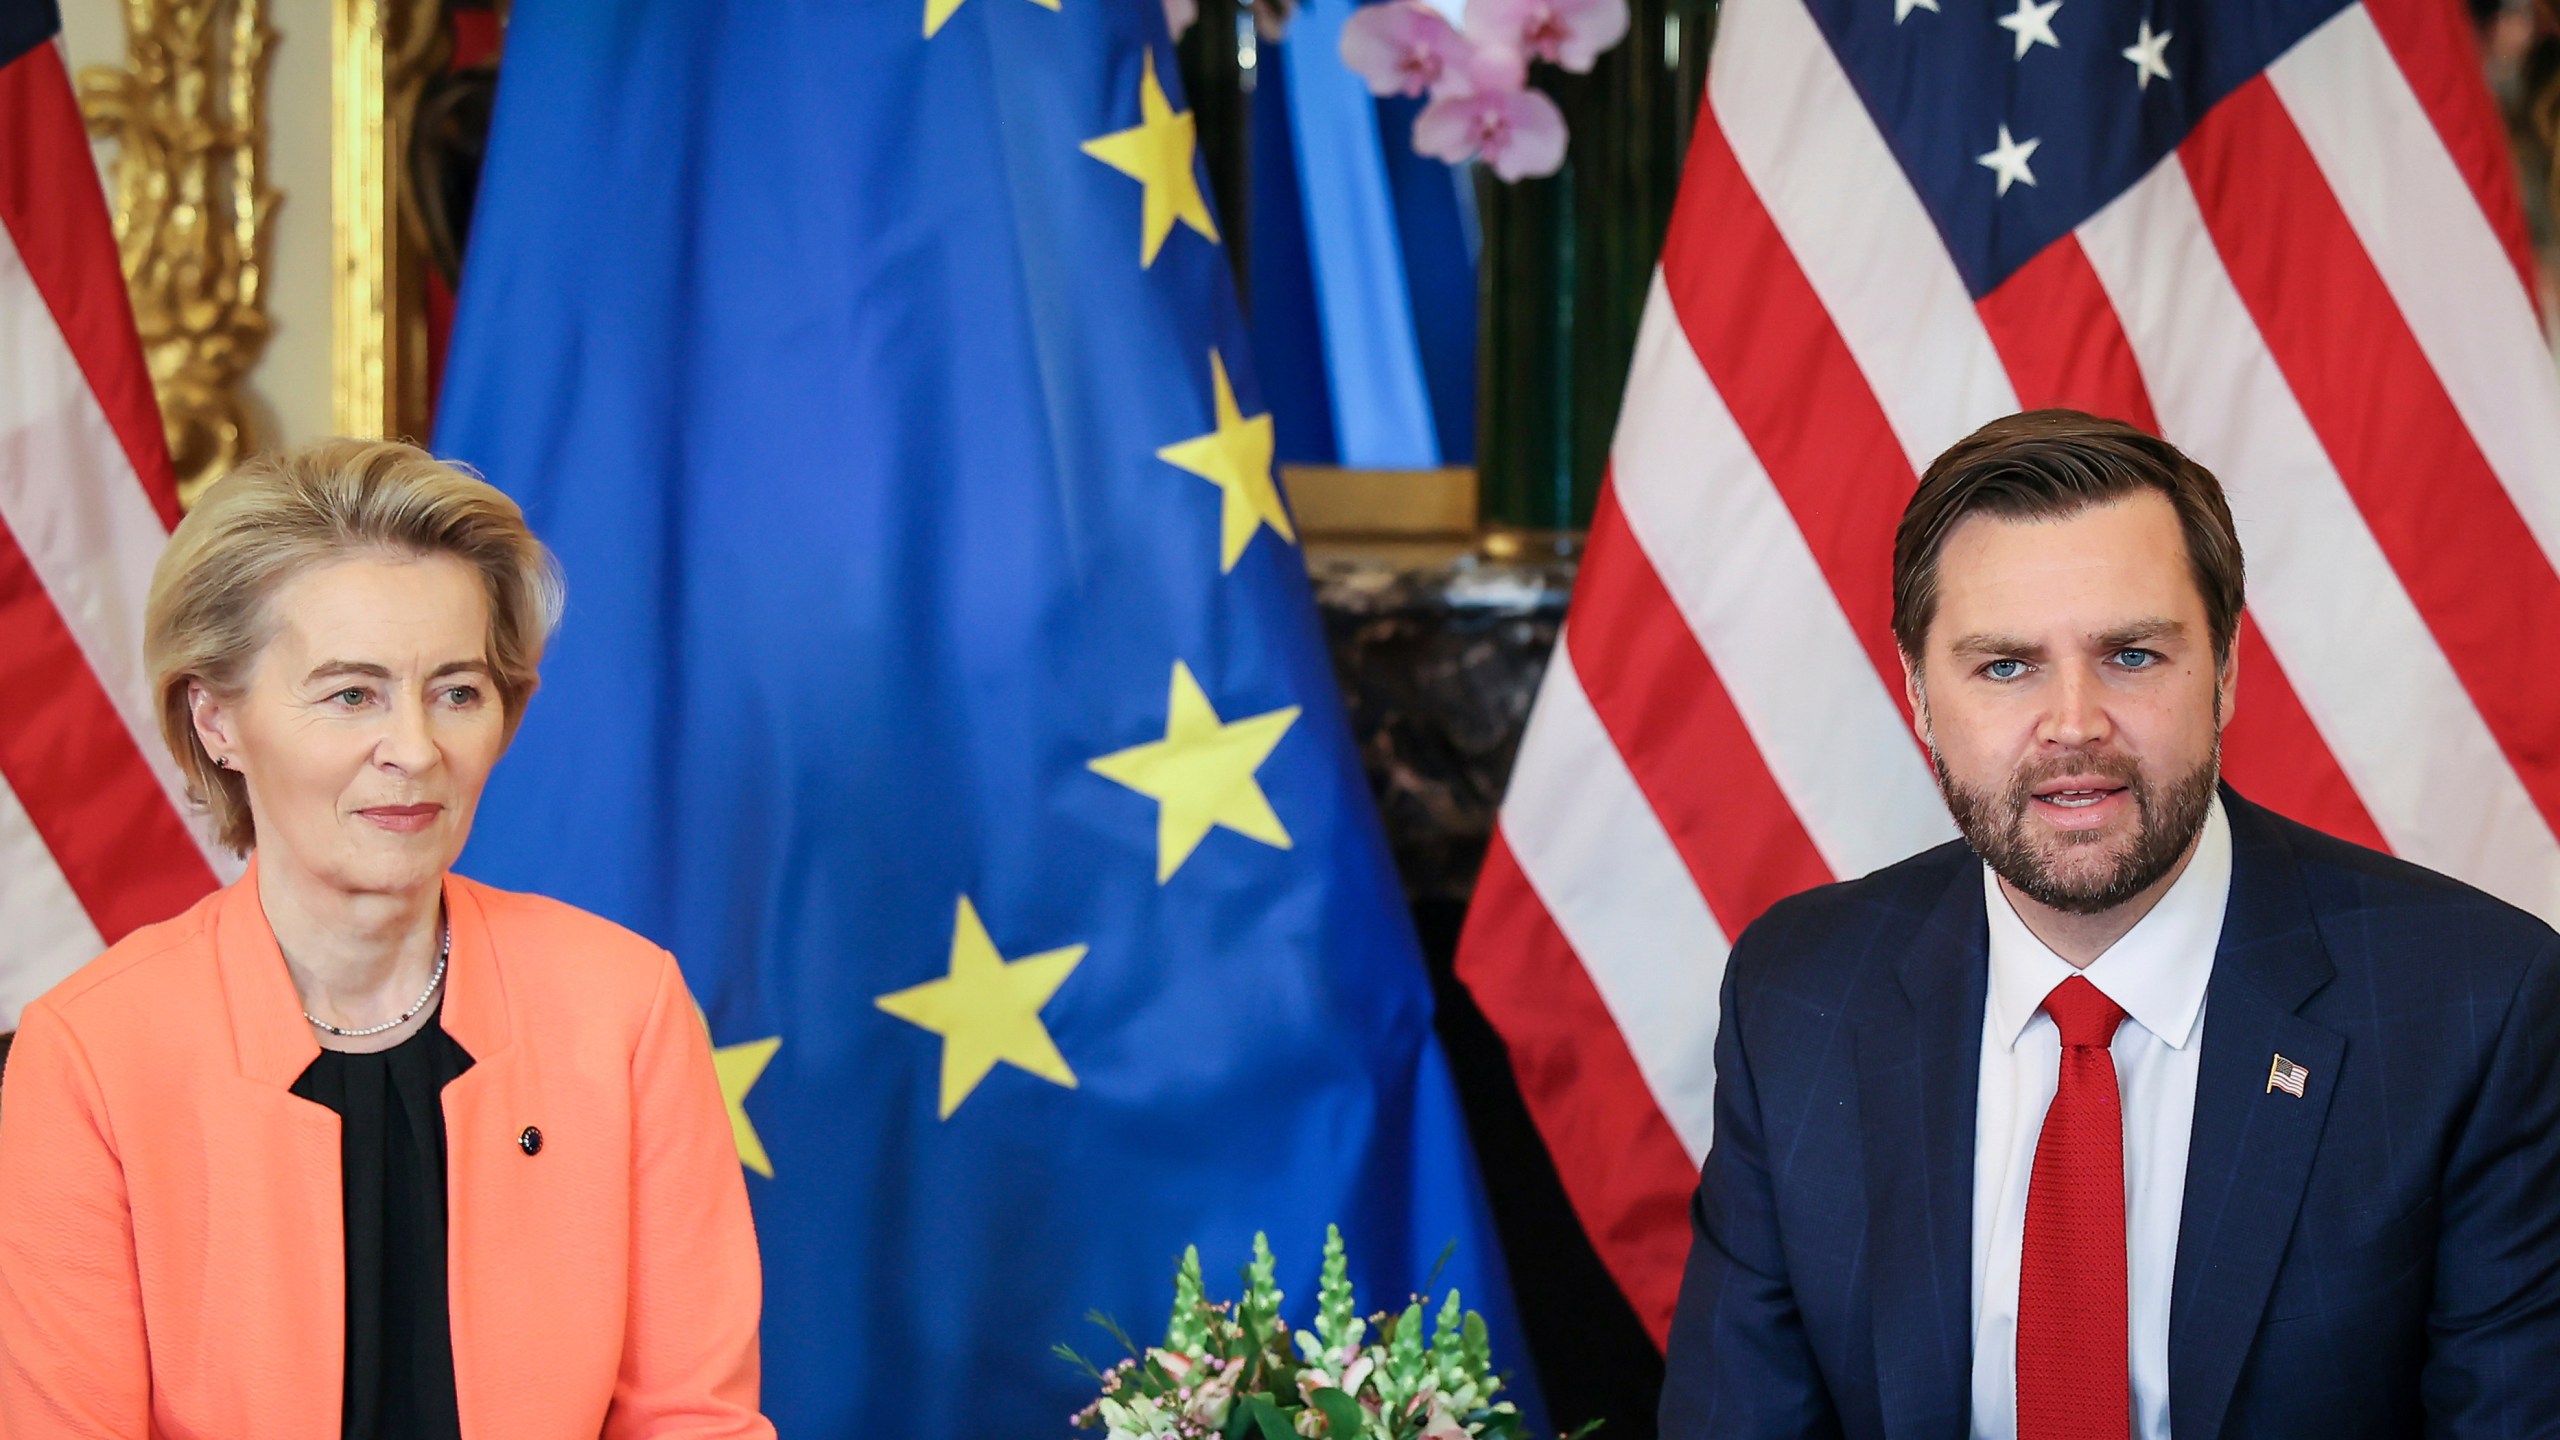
[2267,1054,2310,1097]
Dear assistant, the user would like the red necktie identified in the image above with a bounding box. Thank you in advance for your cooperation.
[2017,975,2130,1440]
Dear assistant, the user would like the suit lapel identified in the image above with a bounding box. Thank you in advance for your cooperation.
[2168,793,2342,1440]
[1857,860,1990,1440]
[206,859,349,1433]
[212,855,326,1089]
[430,879,539,1439]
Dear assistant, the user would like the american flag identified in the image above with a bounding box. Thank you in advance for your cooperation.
[2267,1053,2311,1097]
[1454,0,2560,1342]
[0,1,225,1031]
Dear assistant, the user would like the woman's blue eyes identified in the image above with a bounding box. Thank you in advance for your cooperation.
[326,685,482,707]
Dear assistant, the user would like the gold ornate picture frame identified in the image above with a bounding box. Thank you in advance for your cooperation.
[331,0,449,444]
[80,0,481,502]
[77,0,278,507]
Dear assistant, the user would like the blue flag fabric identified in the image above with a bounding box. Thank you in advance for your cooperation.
[432,2,1538,1435]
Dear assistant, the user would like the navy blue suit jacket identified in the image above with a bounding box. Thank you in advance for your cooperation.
[1659,790,2560,1439]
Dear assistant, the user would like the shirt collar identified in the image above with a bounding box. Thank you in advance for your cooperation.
[1983,795,2231,1052]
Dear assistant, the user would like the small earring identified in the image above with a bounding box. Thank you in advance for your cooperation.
[212,756,229,769]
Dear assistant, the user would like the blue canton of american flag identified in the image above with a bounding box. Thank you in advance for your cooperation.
[1457,0,2560,1339]
[1833,0,2373,294]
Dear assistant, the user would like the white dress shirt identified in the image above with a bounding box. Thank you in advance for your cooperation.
[1968,798,2232,1440]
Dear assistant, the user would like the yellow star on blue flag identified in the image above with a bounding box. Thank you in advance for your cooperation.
[1081,48,1220,267]
[875,896,1086,1118]
[1089,660,1299,882]
[712,1031,781,1177]
[1157,349,1291,572]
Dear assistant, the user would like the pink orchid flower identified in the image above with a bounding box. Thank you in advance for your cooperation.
[1465,0,1630,73]
[1413,81,1568,181]
[1434,32,1529,96]
[1339,1,1475,98]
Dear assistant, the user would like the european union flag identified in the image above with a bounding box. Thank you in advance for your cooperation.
[432,2,1538,1435]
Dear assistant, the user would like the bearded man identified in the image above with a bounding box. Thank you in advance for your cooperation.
[1657,411,2560,1440]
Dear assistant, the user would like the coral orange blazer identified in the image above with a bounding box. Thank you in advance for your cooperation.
[0,861,774,1439]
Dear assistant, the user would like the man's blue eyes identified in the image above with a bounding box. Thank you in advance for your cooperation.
[1980,650,2158,680]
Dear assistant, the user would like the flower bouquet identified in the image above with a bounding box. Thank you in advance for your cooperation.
[1064,1226,1568,1440]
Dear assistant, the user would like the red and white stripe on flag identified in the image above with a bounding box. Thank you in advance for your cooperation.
[1,19,225,1029]
[1454,0,2560,1343]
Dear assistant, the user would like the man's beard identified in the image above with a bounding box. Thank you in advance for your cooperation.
[1933,744,2220,916]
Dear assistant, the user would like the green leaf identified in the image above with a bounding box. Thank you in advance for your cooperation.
[1310,1387,1364,1439]
[1418,1237,1457,1300]
[1238,1394,1299,1440]
[1087,1309,1142,1358]
[1052,1342,1105,1382]
[1562,1419,1608,1440]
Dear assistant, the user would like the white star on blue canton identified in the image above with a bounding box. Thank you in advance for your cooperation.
[1977,124,2041,196]
[2123,18,2173,89]
[1895,0,1939,22]
[1997,0,2062,59]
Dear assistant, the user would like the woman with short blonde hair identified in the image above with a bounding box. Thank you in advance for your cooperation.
[148,439,565,853]
[0,439,773,1439]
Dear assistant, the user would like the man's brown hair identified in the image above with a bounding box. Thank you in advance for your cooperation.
[1891,409,2245,666]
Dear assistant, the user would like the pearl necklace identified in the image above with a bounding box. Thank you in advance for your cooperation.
[302,921,451,1038]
